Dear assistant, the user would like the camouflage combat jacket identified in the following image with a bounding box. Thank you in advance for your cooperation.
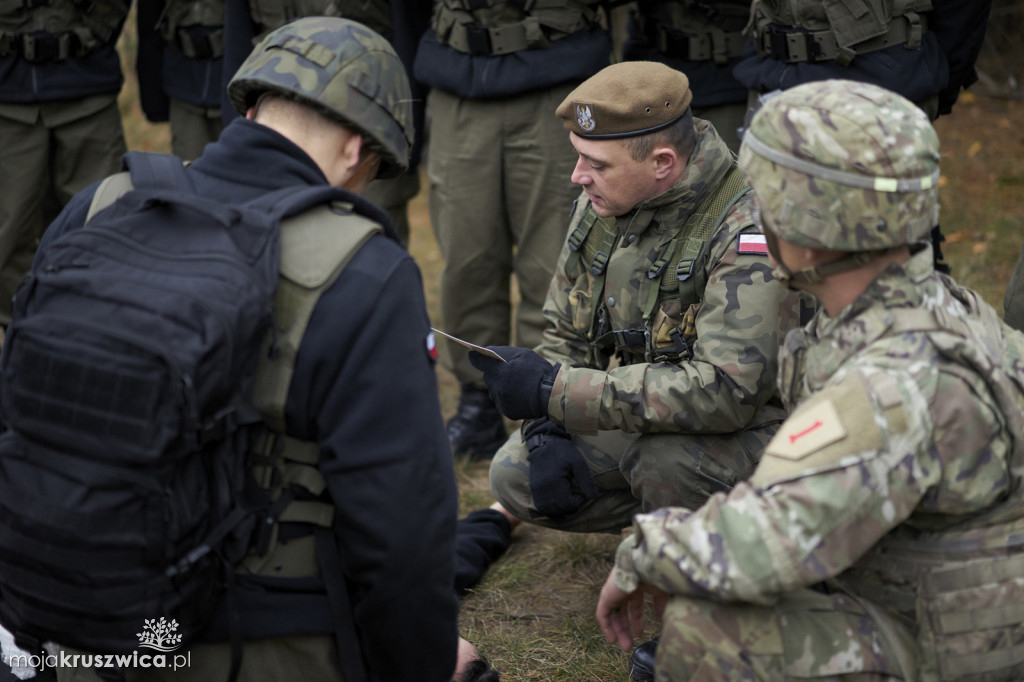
[540,120,802,435]
[615,246,1024,680]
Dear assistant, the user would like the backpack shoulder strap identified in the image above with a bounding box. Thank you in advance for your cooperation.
[252,203,383,433]
[85,151,194,223]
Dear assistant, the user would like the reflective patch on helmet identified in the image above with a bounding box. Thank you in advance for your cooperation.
[576,104,596,132]
[737,233,768,255]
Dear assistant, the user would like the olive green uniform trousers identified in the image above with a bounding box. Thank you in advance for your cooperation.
[168,98,222,162]
[0,94,125,325]
[427,83,582,386]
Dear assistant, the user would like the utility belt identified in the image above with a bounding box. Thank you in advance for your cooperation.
[639,19,745,64]
[164,25,224,59]
[0,28,94,61]
[433,0,597,56]
[753,11,927,64]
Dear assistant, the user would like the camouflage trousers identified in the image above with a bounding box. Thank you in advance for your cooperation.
[56,635,342,682]
[655,587,918,681]
[489,417,782,534]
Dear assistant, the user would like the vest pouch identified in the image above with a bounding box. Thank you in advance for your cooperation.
[568,275,596,338]
[918,551,1024,680]
[822,0,889,48]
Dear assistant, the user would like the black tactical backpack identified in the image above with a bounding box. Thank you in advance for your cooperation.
[0,151,348,657]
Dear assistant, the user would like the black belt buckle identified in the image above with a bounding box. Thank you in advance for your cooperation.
[465,23,491,56]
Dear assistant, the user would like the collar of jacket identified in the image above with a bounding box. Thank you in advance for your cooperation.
[617,117,733,241]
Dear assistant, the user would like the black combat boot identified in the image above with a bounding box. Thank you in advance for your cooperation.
[628,636,659,682]
[447,383,508,460]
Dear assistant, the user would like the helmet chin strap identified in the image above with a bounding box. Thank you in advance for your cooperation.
[763,228,879,290]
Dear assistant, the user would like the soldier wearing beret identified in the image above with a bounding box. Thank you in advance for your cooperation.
[597,79,1024,681]
[469,61,802,672]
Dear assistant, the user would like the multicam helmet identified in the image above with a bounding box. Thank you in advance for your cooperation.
[228,17,413,178]
[738,79,940,252]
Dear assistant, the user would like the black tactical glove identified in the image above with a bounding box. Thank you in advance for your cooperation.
[468,346,557,421]
[522,418,598,518]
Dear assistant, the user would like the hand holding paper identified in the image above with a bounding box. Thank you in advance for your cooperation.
[468,346,558,421]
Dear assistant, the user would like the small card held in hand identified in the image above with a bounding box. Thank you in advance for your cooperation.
[430,328,506,362]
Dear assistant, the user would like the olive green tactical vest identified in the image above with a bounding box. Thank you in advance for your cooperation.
[0,0,129,61]
[782,300,1024,680]
[243,204,381,577]
[564,165,749,367]
[248,0,392,42]
[749,0,932,66]
[431,0,600,56]
[157,0,225,59]
[634,0,749,64]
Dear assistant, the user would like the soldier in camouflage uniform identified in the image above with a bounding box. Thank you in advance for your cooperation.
[597,79,1024,681]
[469,62,802,536]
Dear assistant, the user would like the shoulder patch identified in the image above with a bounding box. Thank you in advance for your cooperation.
[751,373,883,488]
[767,400,846,461]
[737,233,768,255]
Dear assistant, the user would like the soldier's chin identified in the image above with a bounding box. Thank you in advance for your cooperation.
[588,195,611,216]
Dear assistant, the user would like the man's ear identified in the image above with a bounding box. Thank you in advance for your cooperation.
[651,145,679,181]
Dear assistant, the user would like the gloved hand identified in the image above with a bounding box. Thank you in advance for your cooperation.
[522,418,598,518]
[468,346,557,421]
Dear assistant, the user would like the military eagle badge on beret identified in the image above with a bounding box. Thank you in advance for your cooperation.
[576,104,595,132]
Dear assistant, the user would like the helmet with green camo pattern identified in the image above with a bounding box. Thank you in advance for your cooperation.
[228,17,412,179]
[738,79,940,253]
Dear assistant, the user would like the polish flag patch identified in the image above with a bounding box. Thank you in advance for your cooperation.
[737,233,768,255]
[426,331,438,362]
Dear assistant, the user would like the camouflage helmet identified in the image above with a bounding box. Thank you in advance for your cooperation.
[737,79,940,251]
[228,17,413,179]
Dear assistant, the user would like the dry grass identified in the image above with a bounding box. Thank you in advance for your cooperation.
[116,21,1024,679]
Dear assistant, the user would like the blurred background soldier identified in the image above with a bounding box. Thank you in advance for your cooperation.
[136,0,226,161]
[415,0,612,460]
[597,79,1024,682]
[0,0,129,325]
[734,0,995,273]
[219,0,430,246]
[619,0,750,153]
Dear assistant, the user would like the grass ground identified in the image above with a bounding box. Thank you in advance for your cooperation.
[117,29,1024,680]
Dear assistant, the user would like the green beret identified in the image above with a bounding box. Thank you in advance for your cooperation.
[555,61,692,139]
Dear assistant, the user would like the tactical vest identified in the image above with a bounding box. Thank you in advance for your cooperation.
[634,0,749,65]
[0,0,128,62]
[564,165,749,367]
[783,297,1024,680]
[248,0,392,42]
[749,0,932,66]
[431,0,601,56]
[157,0,225,59]
[244,204,382,578]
